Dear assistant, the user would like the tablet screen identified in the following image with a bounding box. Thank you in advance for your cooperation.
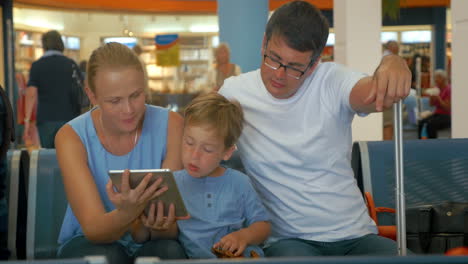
[108,169,189,219]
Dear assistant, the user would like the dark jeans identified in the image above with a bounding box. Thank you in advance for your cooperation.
[37,121,67,148]
[418,114,451,139]
[264,234,400,257]
[58,236,187,264]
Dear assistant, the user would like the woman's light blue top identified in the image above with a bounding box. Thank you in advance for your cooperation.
[58,105,169,254]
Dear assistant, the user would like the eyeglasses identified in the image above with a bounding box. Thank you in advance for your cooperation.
[263,53,316,80]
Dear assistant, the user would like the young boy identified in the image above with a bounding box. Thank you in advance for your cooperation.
[130,93,270,258]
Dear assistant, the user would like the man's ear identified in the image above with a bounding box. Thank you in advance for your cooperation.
[85,86,97,106]
[222,145,237,161]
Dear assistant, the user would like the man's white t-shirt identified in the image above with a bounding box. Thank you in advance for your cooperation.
[219,62,377,244]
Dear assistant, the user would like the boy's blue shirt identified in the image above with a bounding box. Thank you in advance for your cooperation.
[174,168,269,259]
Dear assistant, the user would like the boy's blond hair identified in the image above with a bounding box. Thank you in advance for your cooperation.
[184,92,244,149]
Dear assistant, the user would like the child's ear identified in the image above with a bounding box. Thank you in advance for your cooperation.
[222,145,237,161]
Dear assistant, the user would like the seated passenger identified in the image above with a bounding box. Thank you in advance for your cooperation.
[55,42,186,264]
[418,69,451,139]
[130,92,271,258]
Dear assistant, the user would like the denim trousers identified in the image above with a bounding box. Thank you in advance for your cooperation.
[58,236,187,264]
[264,234,400,257]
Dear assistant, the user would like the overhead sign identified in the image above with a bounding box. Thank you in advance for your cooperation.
[155,34,180,66]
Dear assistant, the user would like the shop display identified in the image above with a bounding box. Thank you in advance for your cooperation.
[140,34,215,95]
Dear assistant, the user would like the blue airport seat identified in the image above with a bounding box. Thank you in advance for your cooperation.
[5,150,20,260]
[352,139,468,225]
[3,255,107,264]
[26,149,67,260]
[135,255,468,264]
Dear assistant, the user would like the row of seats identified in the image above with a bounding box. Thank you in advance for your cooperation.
[352,138,468,226]
[2,256,107,264]
[5,148,65,260]
[134,256,468,264]
[3,139,468,262]
[2,255,468,264]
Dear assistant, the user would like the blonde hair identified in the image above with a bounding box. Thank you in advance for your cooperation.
[87,42,147,93]
[184,92,244,149]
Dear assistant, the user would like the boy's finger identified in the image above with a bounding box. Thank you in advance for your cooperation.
[167,203,176,223]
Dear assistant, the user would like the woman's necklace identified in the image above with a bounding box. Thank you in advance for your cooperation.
[99,112,138,155]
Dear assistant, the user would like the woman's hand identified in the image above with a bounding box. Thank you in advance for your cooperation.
[141,201,176,231]
[213,230,248,257]
[106,170,168,216]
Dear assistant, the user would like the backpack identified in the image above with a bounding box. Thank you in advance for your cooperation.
[71,61,89,114]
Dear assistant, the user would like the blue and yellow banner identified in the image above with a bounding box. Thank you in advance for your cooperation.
[155,34,180,67]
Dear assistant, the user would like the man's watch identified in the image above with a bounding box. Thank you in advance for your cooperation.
[24,117,30,123]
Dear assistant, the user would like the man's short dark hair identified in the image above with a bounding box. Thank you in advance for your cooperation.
[265,1,329,60]
[42,30,64,52]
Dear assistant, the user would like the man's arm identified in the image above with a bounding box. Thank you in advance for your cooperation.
[23,86,38,142]
[24,86,37,122]
[349,55,411,114]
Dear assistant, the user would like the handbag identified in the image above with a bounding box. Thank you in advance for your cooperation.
[406,202,468,254]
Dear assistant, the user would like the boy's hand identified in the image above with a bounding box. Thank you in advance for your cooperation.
[213,230,248,257]
[141,201,176,231]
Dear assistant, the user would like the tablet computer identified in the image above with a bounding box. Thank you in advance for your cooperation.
[108,169,189,219]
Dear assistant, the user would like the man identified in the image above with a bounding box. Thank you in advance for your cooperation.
[23,30,84,148]
[219,1,411,256]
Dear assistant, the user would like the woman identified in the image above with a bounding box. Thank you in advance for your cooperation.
[55,42,186,264]
[418,69,451,139]
[207,43,241,92]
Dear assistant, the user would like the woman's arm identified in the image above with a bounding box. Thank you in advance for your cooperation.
[56,125,159,243]
[430,95,451,112]
[161,111,184,171]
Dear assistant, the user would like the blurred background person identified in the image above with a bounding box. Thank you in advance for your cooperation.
[383,40,399,57]
[418,69,451,139]
[207,43,241,92]
[23,30,84,148]
[132,44,143,57]
[79,60,88,79]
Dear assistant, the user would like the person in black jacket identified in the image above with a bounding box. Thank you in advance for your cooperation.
[23,30,84,148]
